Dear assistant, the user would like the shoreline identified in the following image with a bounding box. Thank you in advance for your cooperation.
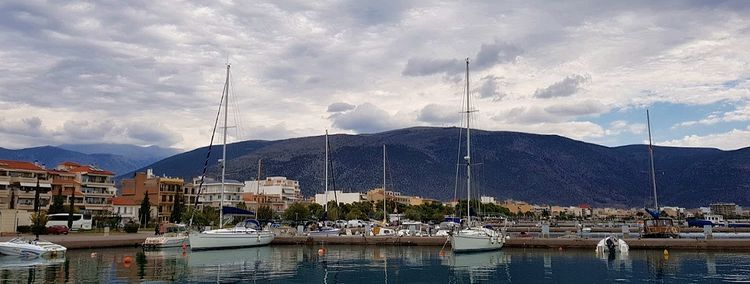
[6,233,750,251]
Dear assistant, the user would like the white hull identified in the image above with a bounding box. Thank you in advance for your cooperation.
[190,230,274,251]
[451,229,504,253]
[596,236,629,253]
[308,228,341,237]
[0,238,67,258]
[144,234,189,249]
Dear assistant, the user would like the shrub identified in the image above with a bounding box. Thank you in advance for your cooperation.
[124,222,140,233]
[17,225,31,234]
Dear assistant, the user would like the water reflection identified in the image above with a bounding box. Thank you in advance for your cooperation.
[1,246,750,283]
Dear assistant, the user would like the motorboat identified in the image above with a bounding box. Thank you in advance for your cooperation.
[595,235,629,254]
[308,226,341,237]
[0,238,67,258]
[371,227,396,236]
[687,214,725,227]
[143,224,189,249]
[189,219,274,251]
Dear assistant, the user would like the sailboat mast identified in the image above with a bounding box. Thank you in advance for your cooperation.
[219,64,230,229]
[465,58,472,226]
[325,130,329,213]
[647,110,659,212]
[383,144,387,224]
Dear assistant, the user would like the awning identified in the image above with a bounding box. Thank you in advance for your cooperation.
[20,182,36,187]
[0,181,9,185]
[221,207,255,216]
[39,183,51,188]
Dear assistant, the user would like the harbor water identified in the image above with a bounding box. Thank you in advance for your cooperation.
[1,245,749,283]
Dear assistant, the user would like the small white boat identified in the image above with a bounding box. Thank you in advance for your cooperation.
[144,224,189,249]
[0,238,67,258]
[308,227,341,237]
[190,219,274,251]
[371,227,396,236]
[451,227,505,253]
[596,235,629,253]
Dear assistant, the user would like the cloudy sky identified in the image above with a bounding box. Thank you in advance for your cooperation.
[1,1,749,151]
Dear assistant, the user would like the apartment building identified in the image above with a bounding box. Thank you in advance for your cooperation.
[193,177,244,208]
[57,162,117,216]
[121,169,190,222]
[243,177,304,210]
[0,160,52,211]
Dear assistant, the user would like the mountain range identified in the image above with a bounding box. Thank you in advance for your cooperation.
[117,127,750,208]
[0,143,179,175]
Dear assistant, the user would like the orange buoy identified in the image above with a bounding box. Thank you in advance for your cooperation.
[90,252,97,258]
[439,250,446,257]
[318,247,326,256]
[182,243,188,250]
[558,247,563,251]
[123,256,133,268]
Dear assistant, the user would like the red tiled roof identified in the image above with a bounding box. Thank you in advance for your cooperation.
[61,162,81,167]
[0,160,46,171]
[112,196,140,206]
[59,188,84,196]
[52,178,80,185]
[68,165,114,176]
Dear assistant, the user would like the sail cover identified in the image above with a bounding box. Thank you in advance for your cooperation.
[222,206,255,216]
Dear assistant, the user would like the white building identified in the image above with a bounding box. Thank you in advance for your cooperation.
[480,196,496,204]
[111,197,157,225]
[315,190,366,205]
[243,177,303,204]
[194,177,244,208]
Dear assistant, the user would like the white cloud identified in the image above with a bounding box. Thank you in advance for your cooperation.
[0,1,749,150]
[660,127,750,150]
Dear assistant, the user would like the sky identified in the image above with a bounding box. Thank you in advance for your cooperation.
[1,0,749,151]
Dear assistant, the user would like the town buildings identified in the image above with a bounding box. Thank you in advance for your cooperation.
[194,177,244,208]
[0,160,51,211]
[243,177,304,210]
[120,169,193,222]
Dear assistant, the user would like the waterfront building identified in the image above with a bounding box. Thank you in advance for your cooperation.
[480,196,496,204]
[242,192,285,212]
[47,168,84,212]
[121,169,190,222]
[193,177,244,208]
[500,200,534,215]
[111,196,157,224]
[710,203,742,217]
[243,177,303,210]
[409,196,440,206]
[58,162,116,216]
[0,160,52,211]
[365,188,410,205]
[315,190,367,205]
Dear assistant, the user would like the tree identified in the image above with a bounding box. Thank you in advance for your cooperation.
[404,207,422,221]
[236,202,247,210]
[171,192,184,224]
[30,212,48,237]
[139,193,151,227]
[48,194,66,214]
[346,208,367,220]
[308,203,324,219]
[257,205,274,222]
[283,203,310,224]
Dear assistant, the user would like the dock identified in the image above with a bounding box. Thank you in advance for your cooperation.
[6,232,750,251]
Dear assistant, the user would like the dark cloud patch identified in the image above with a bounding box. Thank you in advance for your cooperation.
[474,40,522,69]
[476,75,506,101]
[126,124,183,146]
[533,74,590,99]
[402,58,461,76]
[545,100,607,116]
[330,103,402,133]
[327,102,356,113]
[417,104,460,125]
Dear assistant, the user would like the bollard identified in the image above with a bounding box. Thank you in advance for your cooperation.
[621,225,629,239]
[703,225,713,239]
[104,226,110,236]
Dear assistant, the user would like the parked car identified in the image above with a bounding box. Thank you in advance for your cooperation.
[47,225,70,235]
[347,220,366,228]
[334,220,348,228]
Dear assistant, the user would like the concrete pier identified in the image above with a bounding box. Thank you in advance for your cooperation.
[5,232,750,251]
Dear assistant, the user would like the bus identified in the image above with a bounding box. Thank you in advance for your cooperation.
[46,213,93,230]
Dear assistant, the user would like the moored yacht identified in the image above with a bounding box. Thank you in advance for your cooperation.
[0,238,67,258]
[450,58,505,253]
[190,219,274,250]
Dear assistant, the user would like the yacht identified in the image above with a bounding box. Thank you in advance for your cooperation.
[190,219,274,250]
[188,64,274,250]
[595,235,629,254]
[0,238,67,258]
[450,58,505,253]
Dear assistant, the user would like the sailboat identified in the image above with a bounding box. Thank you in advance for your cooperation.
[641,110,679,238]
[308,130,341,237]
[450,58,505,252]
[189,64,275,250]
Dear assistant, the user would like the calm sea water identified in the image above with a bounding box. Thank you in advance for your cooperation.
[1,245,749,283]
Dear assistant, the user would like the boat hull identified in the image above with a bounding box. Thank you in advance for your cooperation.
[189,231,274,251]
[0,241,67,258]
[143,235,189,249]
[451,233,504,253]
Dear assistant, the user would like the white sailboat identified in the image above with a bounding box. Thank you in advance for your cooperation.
[308,130,341,236]
[450,58,505,253]
[189,64,274,250]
